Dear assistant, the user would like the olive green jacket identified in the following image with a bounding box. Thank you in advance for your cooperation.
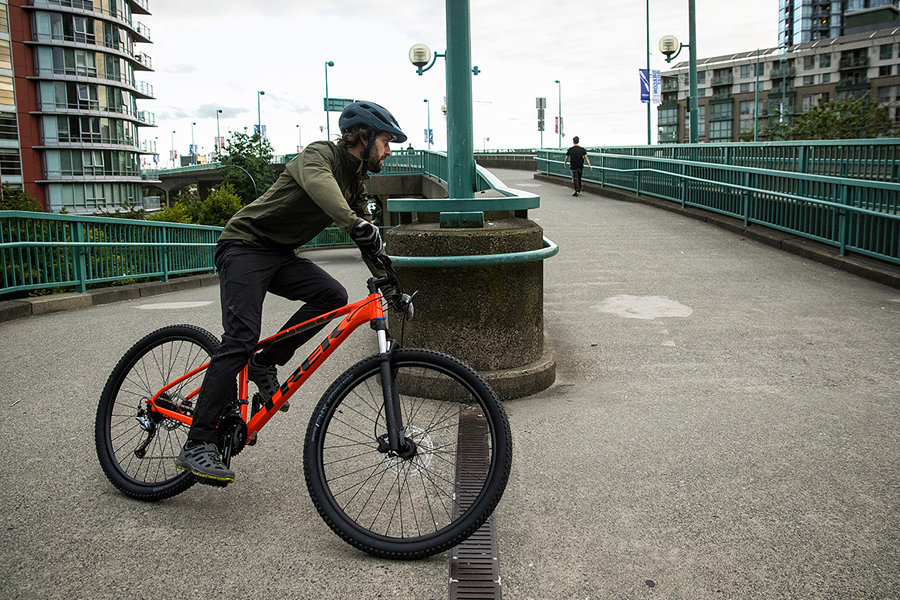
[219,141,370,249]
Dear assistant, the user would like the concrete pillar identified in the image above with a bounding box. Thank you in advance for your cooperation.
[386,217,556,400]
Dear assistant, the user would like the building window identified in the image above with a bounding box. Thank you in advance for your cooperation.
[684,105,707,138]
[697,71,706,84]
[0,111,17,140]
[821,72,831,84]
[801,93,829,112]
[803,55,815,70]
[709,120,732,140]
[0,74,14,106]
[0,39,10,71]
[0,147,23,176]
[881,44,893,61]
[879,65,893,77]
[819,53,831,69]
[658,108,678,126]
[710,102,732,121]
[0,3,9,36]
[877,85,899,104]
[803,75,815,85]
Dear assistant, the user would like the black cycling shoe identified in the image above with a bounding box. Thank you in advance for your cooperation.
[174,441,235,484]
[249,355,289,412]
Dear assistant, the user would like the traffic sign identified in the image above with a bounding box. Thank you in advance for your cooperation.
[324,97,354,112]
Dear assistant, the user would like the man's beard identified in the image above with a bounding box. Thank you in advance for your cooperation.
[366,155,384,173]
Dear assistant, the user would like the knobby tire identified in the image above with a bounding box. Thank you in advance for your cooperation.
[303,348,512,559]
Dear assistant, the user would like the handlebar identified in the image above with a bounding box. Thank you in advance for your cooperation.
[367,252,415,319]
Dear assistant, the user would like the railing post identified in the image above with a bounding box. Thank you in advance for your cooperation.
[72,219,87,293]
[161,226,170,282]
[838,184,849,257]
[743,171,751,227]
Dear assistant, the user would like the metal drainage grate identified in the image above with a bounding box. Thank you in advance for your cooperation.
[449,409,501,600]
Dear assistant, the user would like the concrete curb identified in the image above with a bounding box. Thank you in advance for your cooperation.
[535,173,900,290]
[0,273,220,323]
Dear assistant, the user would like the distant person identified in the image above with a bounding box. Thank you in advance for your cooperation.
[563,136,592,196]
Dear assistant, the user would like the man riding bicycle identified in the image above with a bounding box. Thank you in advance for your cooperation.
[175,101,407,484]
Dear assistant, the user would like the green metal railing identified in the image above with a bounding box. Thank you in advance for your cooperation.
[589,139,900,182]
[537,146,900,265]
[2,149,546,296]
[1,212,221,295]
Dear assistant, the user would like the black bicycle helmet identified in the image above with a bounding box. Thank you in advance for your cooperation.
[339,101,407,144]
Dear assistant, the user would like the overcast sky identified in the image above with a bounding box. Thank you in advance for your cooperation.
[141,0,780,165]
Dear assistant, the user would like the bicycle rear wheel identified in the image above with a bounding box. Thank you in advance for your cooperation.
[304,348,512,559]
[95,324,221,501]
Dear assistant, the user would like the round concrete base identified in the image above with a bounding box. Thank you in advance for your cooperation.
[386,217,556,400]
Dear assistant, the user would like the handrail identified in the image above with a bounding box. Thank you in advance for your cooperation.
[388,237,558,267]
[537,148,900,265]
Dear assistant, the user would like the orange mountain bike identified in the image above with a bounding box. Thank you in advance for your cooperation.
[94,257,512,559]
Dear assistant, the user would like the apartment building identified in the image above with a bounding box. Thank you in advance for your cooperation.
[779,0,899,47]
[1,0,156,213]
[659,24,900,143]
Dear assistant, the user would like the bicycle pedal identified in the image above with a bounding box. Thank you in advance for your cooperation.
[248,432,258,446]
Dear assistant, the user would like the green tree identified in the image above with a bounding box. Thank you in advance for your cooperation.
[790,93,896,140]
[194,184,243,227]
[0,184,44,212]
[146,184,242,227]
[766,108,794,141]
[217,129,276,203]
[146,201,193,224]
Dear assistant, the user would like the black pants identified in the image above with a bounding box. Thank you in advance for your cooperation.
[572,168,583,192]
[188,241,348,443]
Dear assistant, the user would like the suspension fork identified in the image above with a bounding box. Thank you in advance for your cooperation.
[374,318,407,454]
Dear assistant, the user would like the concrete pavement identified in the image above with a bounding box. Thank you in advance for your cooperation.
[1,168,898,599]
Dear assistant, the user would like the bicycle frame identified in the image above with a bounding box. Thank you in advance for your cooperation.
[145,288,389,442]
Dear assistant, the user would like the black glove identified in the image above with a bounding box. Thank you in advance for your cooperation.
[350,221,383,258]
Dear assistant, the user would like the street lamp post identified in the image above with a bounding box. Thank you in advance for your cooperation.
[190,121,196,165]
[646,0,651,145]
[325,60,334,140]
[660,0,699,144]
[424,98,431,150]
[170,130,175,168]
[296,124,301,153]
[555,79,562,148]
[257,90,265,155]
[216,109,222,158]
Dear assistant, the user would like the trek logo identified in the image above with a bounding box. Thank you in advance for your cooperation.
[279,321,348,395]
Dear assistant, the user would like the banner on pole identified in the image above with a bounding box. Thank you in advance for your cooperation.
[650,70,662,105]
[640,69,662,104]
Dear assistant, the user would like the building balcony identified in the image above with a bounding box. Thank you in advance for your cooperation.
[662,79,679,92]
[137,110,155,126]
[711,73,734,86]
[659,98,679,109]
[133,81,154,99]
[127,0,152,16]
[133,52,153,71]
[709,91,733,104]
[770,66,796,79]
[839,56,870,70]
[768,83,796,97]
[132,21,151,44]
[836,76,869,90]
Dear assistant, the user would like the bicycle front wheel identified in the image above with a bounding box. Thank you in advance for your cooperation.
[304,348,512,559]
[95,324,220,501]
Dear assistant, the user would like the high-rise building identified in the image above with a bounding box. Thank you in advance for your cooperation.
[658,25,900,144]
[779,0,899,47]
[2,0,157,213]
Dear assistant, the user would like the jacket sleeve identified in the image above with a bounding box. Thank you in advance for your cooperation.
[290,146,364,232]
